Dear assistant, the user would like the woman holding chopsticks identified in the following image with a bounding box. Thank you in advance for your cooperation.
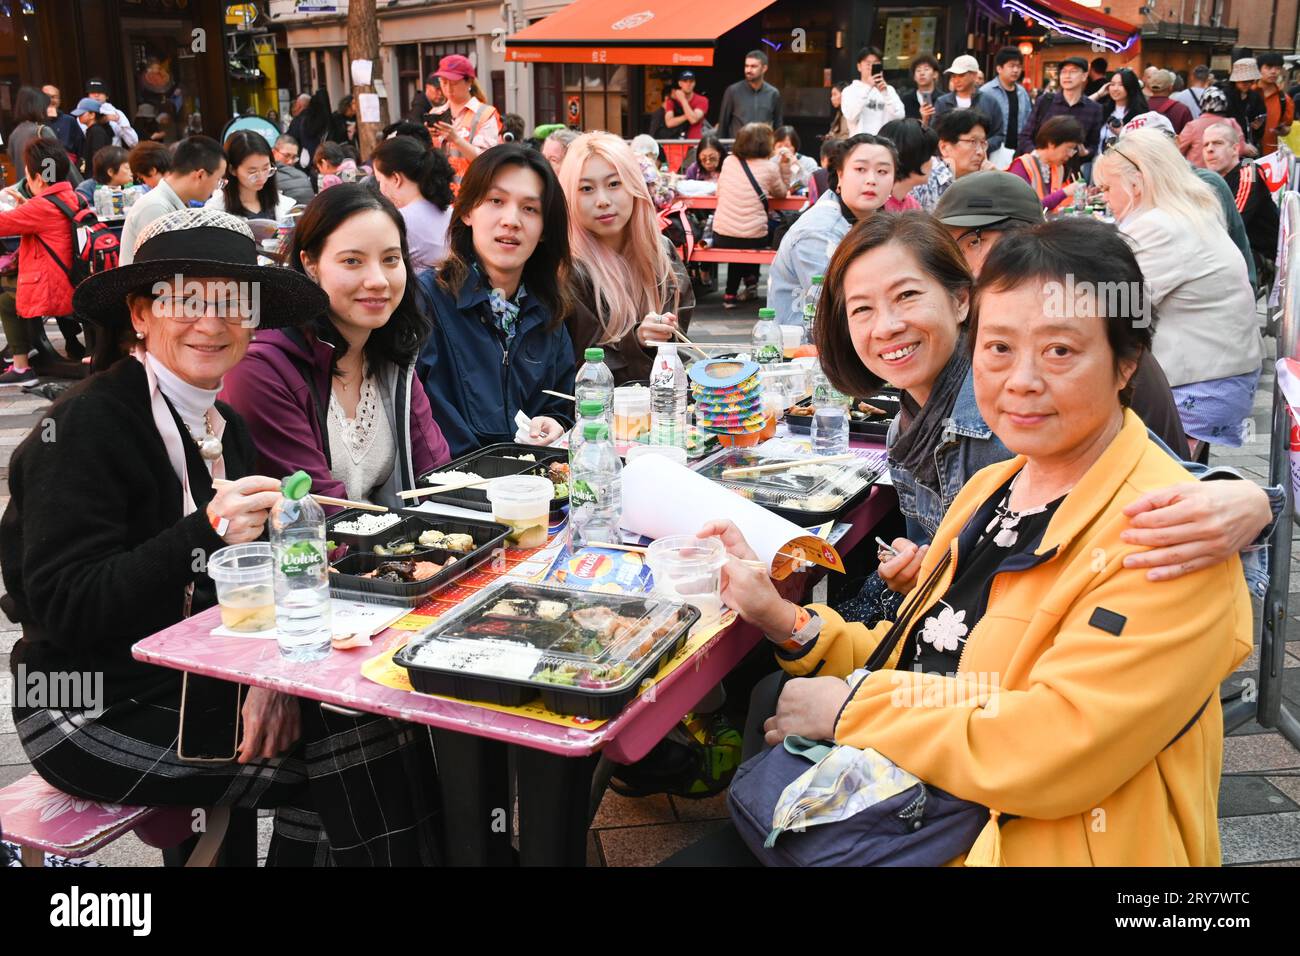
[558,132,695,384]
[222,183,451,510]
[3,208,441,865]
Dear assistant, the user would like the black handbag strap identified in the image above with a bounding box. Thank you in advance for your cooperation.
[739,157,770,214]
[862,547,954,673]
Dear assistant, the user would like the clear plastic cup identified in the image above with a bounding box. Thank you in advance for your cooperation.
[646,535,727,623]
[780,325,804,357]
[613,385,652,442]
[208,543,276,633]
[625,444,688,467]
[486,475,554,549]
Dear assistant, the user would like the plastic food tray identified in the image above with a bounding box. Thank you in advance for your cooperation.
[328,514,510,607]
[416,442,569,514]
[784,388,901,439]
[393,581,700,717]
[326,509,407,551]
[690,447,884,525]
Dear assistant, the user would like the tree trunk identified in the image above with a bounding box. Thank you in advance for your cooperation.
[347,0,385,163]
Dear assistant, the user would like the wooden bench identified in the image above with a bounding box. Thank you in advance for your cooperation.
[688,247,778,266]
[0,771,228,867]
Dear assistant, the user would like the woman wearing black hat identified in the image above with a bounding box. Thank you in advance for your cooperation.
[1,208,441,865]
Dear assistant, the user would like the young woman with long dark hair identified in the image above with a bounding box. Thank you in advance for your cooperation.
[221,183,450,507]
[417,143,575,456]
[207,130,296,220]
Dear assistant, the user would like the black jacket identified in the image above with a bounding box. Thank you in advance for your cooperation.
[2,358,257,708]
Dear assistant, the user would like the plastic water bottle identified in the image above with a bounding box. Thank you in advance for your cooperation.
[94,186,111,220]
[269,470,332,661]
[575,347,615,424]
[569,420,623,550]
[803,274,825,340]
[569,398,605,456]
[810,368,850,456]
[649,341,688,447]
[751,307,783,366]
[701,214,714,247]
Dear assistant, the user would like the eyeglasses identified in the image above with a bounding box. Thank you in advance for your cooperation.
[956,136,988,151]
[240,166,274,182]
[955,227,984,251]
[152,297,257,325]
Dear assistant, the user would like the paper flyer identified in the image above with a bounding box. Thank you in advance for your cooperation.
[619,454,844,579]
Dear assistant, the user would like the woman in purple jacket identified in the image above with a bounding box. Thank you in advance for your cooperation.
[222,184,450,507]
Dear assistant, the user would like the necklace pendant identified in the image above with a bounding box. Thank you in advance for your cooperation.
[199,436,223,461]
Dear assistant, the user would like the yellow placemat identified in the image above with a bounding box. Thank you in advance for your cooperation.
[360,610,737,730]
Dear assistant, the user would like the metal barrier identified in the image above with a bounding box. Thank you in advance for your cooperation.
[1223,187,1300,749]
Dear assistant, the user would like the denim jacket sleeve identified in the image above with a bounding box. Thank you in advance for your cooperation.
[1146,425,1283,599]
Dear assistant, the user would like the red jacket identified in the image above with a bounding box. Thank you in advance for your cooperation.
[0,181,77,319]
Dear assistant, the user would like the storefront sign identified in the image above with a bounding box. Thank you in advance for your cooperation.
[883,16,937,70]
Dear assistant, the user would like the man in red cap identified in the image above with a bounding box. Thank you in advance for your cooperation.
[429,54,501,186]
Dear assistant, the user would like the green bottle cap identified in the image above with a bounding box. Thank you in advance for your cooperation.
[578,399,604,416]
[583,421,608,440]
[758,308,776,319]
[811,274,824,284]
[282,469,312,501]
[584,347,605,362]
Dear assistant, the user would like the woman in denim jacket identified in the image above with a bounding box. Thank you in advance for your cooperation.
[827,213,1277,622]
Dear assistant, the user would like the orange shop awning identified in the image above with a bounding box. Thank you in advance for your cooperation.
[505,0,776,66]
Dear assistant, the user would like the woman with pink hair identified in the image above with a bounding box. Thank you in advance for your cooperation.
[559,131,695,384]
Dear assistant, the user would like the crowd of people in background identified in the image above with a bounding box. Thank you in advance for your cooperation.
[0,32,1288,869]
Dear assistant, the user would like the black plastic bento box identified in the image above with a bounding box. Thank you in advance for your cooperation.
[416,443,568,514]
[327,513,510,607]
[784,388,901,439]
[393,581,700,718]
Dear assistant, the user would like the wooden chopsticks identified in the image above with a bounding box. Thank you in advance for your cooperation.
[211,478,388,513]
[396,476,496,501]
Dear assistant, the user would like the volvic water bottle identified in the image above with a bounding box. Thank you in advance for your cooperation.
[803,274,825,342]
[270,470,332,661]
[575,347,615,424]
[650,341,688,448]
[569,420,623,549]
[569,398,605,456]
[810,368,850,456]
[751,307,783,366]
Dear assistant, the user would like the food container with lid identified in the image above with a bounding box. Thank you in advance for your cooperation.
[485,475,555,549]
[394,581,700,717]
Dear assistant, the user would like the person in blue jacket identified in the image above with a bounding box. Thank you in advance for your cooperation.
[417,144,576,456]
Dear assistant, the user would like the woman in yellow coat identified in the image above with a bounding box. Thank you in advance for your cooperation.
[706,217,1251,866]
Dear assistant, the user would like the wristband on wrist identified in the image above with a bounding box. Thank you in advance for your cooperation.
[773,605,821,653]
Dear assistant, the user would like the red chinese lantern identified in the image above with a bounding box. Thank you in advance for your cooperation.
[1018,41,1035,56]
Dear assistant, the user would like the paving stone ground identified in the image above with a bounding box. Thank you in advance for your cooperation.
[2,289,1297,867]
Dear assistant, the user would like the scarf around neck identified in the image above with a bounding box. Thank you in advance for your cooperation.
[887,341,971,494]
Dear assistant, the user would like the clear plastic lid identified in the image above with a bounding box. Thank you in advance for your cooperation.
[401,581,696,693]
[208,543,274,584]
[693,447,880,512]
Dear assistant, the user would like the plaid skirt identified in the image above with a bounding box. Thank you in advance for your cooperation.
[14,686,442,866]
